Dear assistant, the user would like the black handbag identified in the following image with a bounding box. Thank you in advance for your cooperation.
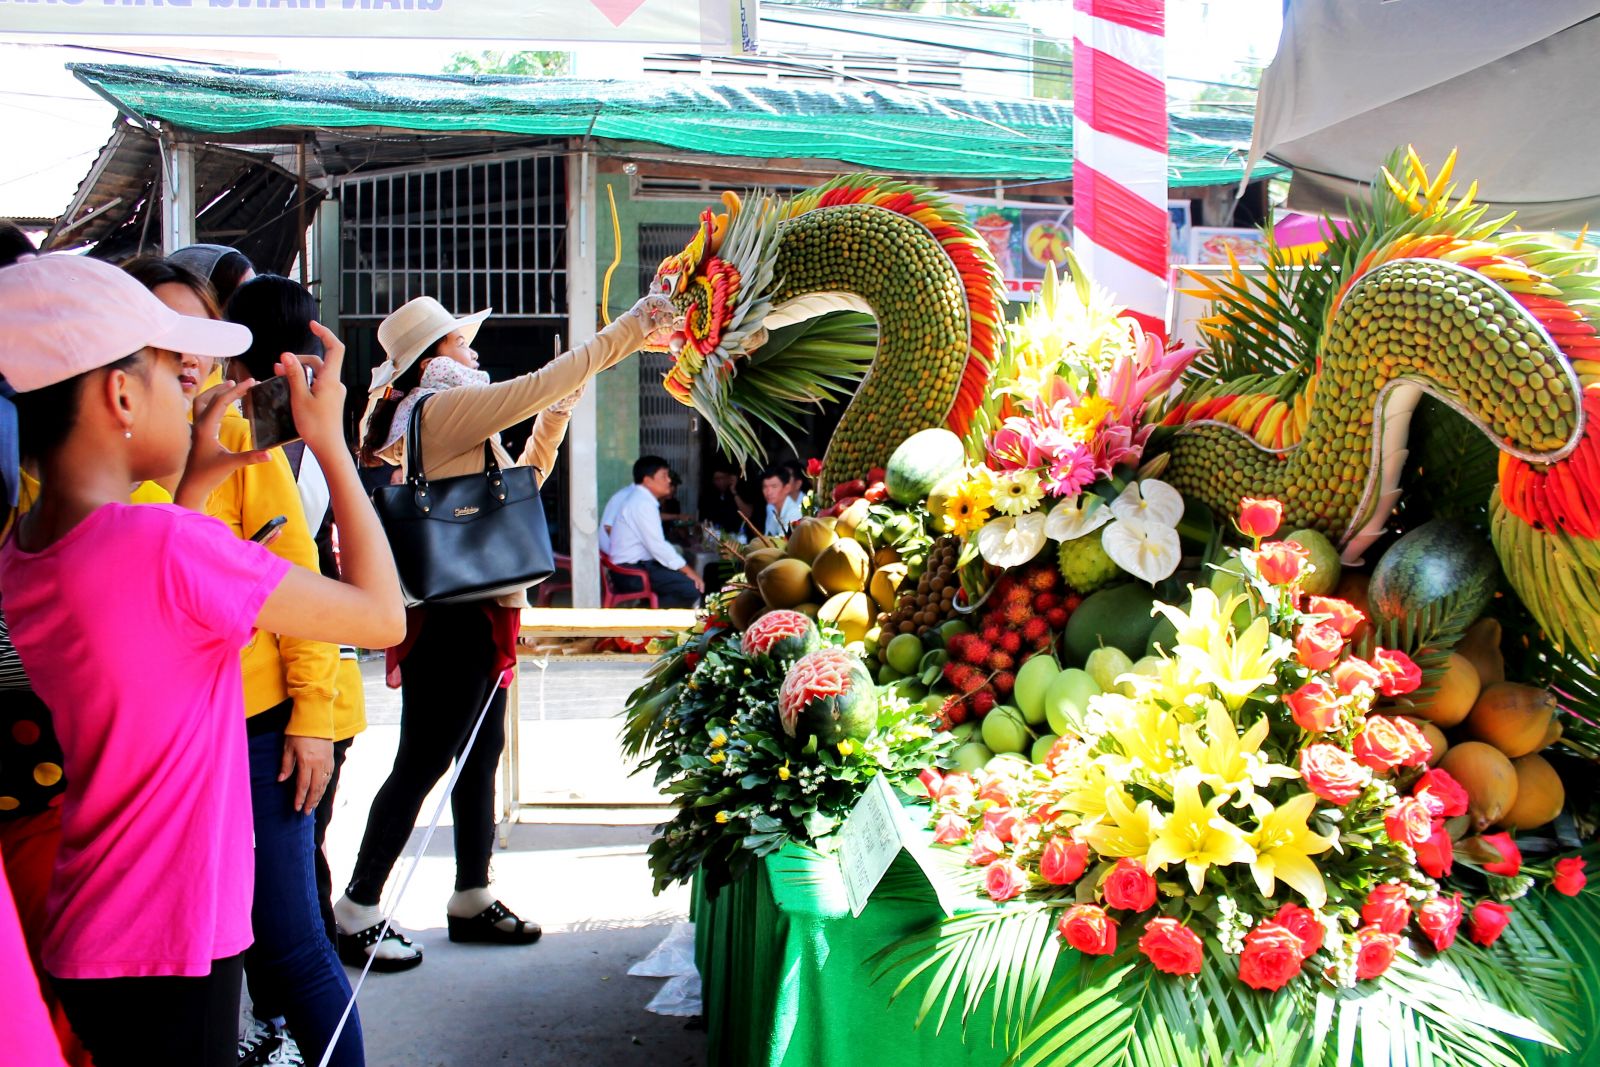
[370,397,555,606]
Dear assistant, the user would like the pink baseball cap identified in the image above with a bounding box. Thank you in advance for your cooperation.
[0,253,251,392]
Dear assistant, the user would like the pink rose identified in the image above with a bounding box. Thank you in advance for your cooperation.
[1102,857,1158,912]
[1057,904,1118,956]
[1469,900,1513,946]
[1039,835,1090,885]
[1299,744,1367,805]
[933,813,971,845]
[1467,832,1522,877]
[937,773,975,802]
[1332,656,1383,695]
[1294,624,1344,672]
[1353,926,1400,980]
[984,860,1030,902]
[1237,498,1283,539]
[918,767,944,799]
[1272,903,1325,959]
[983,807,1020,844]
[1286,679,1341,732]
[968,829,1005,867]
[1307,596,1366,638]
[1372,648,1422,697]
[1417,893,1464,952]
[1352,714,1429,773]
[1384,797,1434,848]
[1138,918,1205,975]
[1555,857,1588,896]
[1414,821,1455,879]
[1361,884,1412,935]
[978,778,1017,807]
[1256,540,1309,586]
[1412,768,1469,819]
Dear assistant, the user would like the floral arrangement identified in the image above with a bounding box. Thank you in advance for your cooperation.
[873,500,1599,1066]
[933,260,1197,585]
[623,609,951,894]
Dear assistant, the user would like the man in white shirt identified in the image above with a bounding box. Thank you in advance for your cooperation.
[761,464,804,536]
[601,456,705,608]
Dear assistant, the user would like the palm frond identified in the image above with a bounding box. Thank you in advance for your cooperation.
[1361,585,1485,703]
[1392,397,1502,531]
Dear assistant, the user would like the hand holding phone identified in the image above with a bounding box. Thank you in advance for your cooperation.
[250,515,288,545]
[243,368,310,451]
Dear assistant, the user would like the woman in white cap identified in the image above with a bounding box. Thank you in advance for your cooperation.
[333,292,676,971]
[0,253,404,1067]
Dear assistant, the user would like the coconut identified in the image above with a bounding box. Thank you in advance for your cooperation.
[756,558,814,609]
[743,547,786,583]
[784,518,836,565]
[818,591,874,643]
[811,539,871,596]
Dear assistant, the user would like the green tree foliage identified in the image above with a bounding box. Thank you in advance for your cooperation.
[444,50,571,77]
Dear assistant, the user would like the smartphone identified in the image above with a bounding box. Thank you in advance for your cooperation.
[243,367,311,450]
[249,515,287,544]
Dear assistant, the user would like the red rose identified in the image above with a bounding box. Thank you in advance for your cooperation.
[1238,497,1284,539]
[1287,679,1341,732]
[979,778,1017,807]
[1295,624,1345,671]
[1468,831,1522,877]
[984,859,1030,902]
[933,813,971,845]
[1417,893,1464,952]
[1352,714,1428,772]
[1352,926,1401,980]
[1332,656,1383,695]
[1372,648,1423,697]
[1468,900,1514,946]
[1039,835,1090,885]
[918,768,944,799]
[1138,918,1205,975]
[1300,744,1368,805]
[1412,768,1469,819]
[983,807,1020,844]
[1238,921,1308,991]
[1256,540,1310,586]
[1307,596,1366,638]
[1057,904,1118,955]
[1361,884,1412,935]
[805,457,823,477]
[1384,797,1435,848]
[968,829,1005,866]
[1414,820,1455,878]
[1102,857,1158,911]
[1554,857,1588,896]
[1271,903,1325,959]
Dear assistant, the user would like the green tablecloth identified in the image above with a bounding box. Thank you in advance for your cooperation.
[694,843,1008,1067]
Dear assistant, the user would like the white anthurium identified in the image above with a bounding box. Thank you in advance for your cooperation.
[1110,478,1186,528]
[1101,515,1183,584]
[1044,493,1114,542]
[977,511,1049,568]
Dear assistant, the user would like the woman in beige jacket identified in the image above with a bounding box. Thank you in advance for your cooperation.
[334,293,676,970]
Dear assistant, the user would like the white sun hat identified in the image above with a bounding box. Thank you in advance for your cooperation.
[368,295,491,395]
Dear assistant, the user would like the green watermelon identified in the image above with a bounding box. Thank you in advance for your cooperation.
[885,428,966,504]
[1368,519,1499,625]
[778,647,878,744]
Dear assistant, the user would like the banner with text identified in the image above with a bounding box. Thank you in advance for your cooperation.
[0,0,757,51]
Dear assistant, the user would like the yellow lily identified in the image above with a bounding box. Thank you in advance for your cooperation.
[1152,587,1244,650]
[1180,701,1298,800]
[1080,785,1160,861]
[1175,614,1288,710]
[1054,759,1116,821]
[1248,792,1336,908]
[1144,767,1257,893]
[1096,694,1183,783]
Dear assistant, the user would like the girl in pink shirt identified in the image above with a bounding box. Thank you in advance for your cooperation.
[0,255,404,1067]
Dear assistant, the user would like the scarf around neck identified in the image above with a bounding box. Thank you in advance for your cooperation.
[379,358,492,454]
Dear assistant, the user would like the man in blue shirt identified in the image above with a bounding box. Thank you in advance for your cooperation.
[600,456,704,608]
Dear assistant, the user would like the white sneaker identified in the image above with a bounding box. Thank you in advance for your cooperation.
[264,1029,304,1066]
[237,1014,283,1066]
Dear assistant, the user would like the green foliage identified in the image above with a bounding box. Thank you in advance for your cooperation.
[443,50,570,77]
[1360,585,1483,702]
[1392,398,1501,532]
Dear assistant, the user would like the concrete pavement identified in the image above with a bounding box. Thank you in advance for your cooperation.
[321,659,705,1067]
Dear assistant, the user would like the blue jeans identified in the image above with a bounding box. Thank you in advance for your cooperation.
[247,729,364,1066]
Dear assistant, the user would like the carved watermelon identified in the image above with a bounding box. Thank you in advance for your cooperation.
[778,647,878,744]
[741,610,822,661]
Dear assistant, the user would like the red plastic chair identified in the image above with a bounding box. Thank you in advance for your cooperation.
[534,553,573,607]
[601,552,659,609]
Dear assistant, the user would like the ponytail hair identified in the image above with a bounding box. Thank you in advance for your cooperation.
[358,352,428,466]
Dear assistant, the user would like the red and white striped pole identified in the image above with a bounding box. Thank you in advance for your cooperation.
[1072,0,1169,340]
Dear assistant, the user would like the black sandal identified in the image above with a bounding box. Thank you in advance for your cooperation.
[337,920,424,972]
[447,900,543,945]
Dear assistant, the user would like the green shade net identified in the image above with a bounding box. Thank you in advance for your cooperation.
[72,61,1283,186]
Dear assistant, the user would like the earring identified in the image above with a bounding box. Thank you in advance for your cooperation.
[124,430,132,440]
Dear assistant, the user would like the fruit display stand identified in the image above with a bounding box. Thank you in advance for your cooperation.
[625,161,1600,1067]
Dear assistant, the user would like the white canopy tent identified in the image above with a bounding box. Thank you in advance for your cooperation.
[1248,0,1600,228]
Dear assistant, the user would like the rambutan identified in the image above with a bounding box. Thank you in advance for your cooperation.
[992,670,1016,695]
[981,623,1005,647]
[1002,599,1033,627]
[970,688,998,718]
[942,660,962,684]
[946,632,972,659]
[1032,631,1054,652]
[992,576,1018,601]
[953,664,986,695]
[1045,607,1070,630]
[1033,592,1059,613]
[998,631,1022,655]
[1064,594,1084,612]
[941,695,970,727]
[1027,566,1058,592]
[961,637,994,666]
[1006,583,1032,605]
[988,650,1015,672]
[1021,617,1049,643]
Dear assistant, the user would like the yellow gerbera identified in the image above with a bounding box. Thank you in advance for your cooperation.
[946,479,994,537]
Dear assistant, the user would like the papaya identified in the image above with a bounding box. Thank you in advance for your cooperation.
[1406,653,1479,727]
[757,558,814,609]
[1464,682,1557,758]
[784,518,836,564]
[1368,519,1499,627]
[1498,754,1565,830]
[1439,741,1519,830]
[812,539,871,596]
[1401,716,1448,767]
[1456,617,1505,685]
[1063,583,1159,663]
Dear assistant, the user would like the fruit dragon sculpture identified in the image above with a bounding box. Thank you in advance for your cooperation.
[643,174,1004,499]
[1158,150,1600,665]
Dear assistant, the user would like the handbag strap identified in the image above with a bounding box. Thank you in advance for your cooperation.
[401,395,508,513]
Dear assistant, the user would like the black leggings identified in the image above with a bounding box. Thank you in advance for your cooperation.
[345,605,506,906]
[55,953,243,1067]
